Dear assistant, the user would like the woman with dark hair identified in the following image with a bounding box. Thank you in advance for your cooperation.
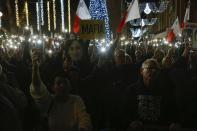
[62,39,92,95]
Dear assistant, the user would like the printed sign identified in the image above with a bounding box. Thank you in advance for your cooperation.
[79,20,105,40]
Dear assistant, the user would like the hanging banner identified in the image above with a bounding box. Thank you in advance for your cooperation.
[79,20,105,40]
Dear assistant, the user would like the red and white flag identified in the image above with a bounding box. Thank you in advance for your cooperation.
[181,0,190,29]
[166,29,175,43]
[172,17,181,37]
[167,17,181,42]
[117,0,140,33]
[73,0,91,33]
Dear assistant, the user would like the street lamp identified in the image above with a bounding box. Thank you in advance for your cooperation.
[0,11,3,28]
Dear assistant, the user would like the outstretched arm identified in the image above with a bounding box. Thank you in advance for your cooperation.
[30,49,52,113]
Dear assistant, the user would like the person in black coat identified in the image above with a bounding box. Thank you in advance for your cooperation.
[169,46,197,128]
[124,59,178,128]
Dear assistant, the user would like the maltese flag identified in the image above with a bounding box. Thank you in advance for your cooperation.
[181,0,190,29]
[117,0,140,33]
[172,17,181,37]
[167,17,181,43]
[73,0,91,33]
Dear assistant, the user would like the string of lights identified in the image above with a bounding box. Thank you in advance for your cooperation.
[89,0,111,46]
[36,2,40,31]
[40,0,44,25]
[60,0,65,32]
[47,1,51,31]
[25,1,29,27]
[68,0,71,33]
[53,0,56,30]
[15,0,20,27]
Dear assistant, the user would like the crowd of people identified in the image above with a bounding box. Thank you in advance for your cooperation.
[0,33,197,131]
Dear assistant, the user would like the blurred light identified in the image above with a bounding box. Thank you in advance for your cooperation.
[175,44,179,48]
[55,42,60,46]
[33,35,37,39]
[48,49,52,54]
[120,36,125,41]
[125,41,129,45]
[164,40,169,44]
[25,26,29,30]
[0,12,3,17]
[63,29,68,33]
[101,39,105,43]
[58,35,63,39]
[101,47,106,52]
[37,39,42,44]
[14,46,18,49]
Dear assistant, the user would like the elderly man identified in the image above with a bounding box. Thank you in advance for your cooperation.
[124,59,178,127]
[30,50,92,131]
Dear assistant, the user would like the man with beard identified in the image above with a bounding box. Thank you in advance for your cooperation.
[123,59,177,128]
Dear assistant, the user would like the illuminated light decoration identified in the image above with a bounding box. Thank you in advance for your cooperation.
[0,11,3,28]
[47,1,51,31]
[15,0,20,27]
[53,0,56,30]
[68,0,71,33]
[25,1,29,27]
[40,0,44,25]
[141,19,145,27]
[60,0,65,32]
[36,2,40,31]
[89,0,111,46]
[130,18,157,26]
[130,28,148,38]
[128,1,169,14]
[144,3,152,14]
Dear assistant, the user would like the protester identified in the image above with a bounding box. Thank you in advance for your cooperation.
[30,50,92,131]
[0,32,197,131]
[124,59,178,127]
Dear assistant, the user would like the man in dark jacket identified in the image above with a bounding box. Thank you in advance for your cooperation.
[124,59,178,128]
